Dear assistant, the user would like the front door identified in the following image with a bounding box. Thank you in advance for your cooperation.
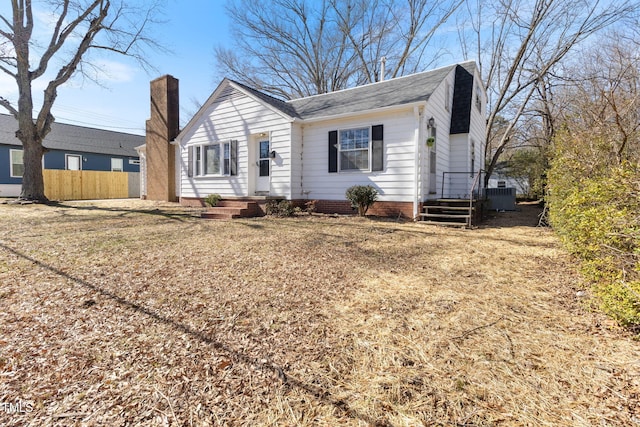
[255,139,270,194]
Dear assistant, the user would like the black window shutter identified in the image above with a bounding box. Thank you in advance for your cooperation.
[371,124,383,171]
[187,146,193,177]
[230,139,238,176]
[328,130,338,173]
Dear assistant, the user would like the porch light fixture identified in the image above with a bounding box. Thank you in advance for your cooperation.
[269,150,276,159]
[426,117,436,147]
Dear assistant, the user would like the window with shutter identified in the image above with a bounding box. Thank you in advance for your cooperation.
[371,124,383,171]
[191,141,235,176]
[328,130,338,173]
[230,140,238,176]
[328,125,383,172]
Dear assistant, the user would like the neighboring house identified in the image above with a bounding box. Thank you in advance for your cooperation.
[142,61,486,218]
[487,162,530,197]
[0,114,143,197]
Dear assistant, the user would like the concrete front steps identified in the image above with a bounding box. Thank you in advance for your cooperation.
[200,200,263,219]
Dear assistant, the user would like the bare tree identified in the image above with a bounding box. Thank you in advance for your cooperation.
[0,0,163,201]
[458,0,637,185]
[557,31,640,164]
[216,0,463,99]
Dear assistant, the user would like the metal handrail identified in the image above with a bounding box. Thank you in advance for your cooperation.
[441,171,486,199]
[467,170,485,227]
[439,170,486,227]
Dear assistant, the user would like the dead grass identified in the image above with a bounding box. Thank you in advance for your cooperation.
[0,199,638,426]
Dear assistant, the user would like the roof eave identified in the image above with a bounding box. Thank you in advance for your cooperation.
[299,101,428,124]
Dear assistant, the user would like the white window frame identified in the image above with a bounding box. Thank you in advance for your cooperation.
[10,149,24,178]
[111,158,124,172]
[475,84,482,112]
[65,154,82,170]
[338,127,371,172]
[470,140,476,177]
[192,141,232,177]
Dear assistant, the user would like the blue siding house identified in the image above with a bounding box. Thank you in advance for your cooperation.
[0,114,144,197]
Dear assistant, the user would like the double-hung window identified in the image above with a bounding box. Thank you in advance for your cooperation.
[328,125,383,173]
[204,144,221,175]
[475,84,482,112]
[10,149,24,178]
[189,140,237,177]
[340,127,370,171]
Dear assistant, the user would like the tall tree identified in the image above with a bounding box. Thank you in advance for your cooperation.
[0,0,162,201]
[458,0,637,185]
[215,0,463,99]
[555,31,640,166]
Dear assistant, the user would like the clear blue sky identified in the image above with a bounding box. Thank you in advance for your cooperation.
[0,1,232,135]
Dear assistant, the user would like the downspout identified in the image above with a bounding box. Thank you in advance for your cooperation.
[269,130,273,196]
[413,106,421,220]
[300,124,305,197]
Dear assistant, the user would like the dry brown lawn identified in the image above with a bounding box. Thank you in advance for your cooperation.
[0,199,638,426]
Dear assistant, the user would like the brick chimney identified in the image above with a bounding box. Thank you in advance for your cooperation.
[146,75,179,202]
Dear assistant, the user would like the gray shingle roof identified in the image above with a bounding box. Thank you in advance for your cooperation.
[229,79,300,119]
[287,64,457,120]
[229,62,474,121]
[450,64,474,134]
[0,114,143,157]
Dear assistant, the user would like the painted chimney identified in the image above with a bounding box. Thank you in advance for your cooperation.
[380,57,386,82]
[145,75,179,202]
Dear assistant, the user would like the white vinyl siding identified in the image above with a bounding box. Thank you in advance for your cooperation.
[179,85,292,198]
[302,110,415,202]
[421,68,456,200]
[269,126,293,198]
[290,123,303,198]
[449,134,471,198]
[469,73,487,174]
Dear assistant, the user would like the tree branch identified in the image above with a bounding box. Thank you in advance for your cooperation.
[31,0,104,81]
[0,96,18,116]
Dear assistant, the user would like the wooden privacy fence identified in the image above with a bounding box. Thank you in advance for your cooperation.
[43,170,140,201]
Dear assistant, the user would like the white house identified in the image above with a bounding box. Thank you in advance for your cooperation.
[140,61,486,219]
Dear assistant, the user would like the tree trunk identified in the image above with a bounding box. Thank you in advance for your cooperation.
[19,137,47,201]
[16,112,48,202]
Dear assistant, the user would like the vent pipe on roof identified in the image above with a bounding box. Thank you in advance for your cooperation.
[380,57,386,82]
